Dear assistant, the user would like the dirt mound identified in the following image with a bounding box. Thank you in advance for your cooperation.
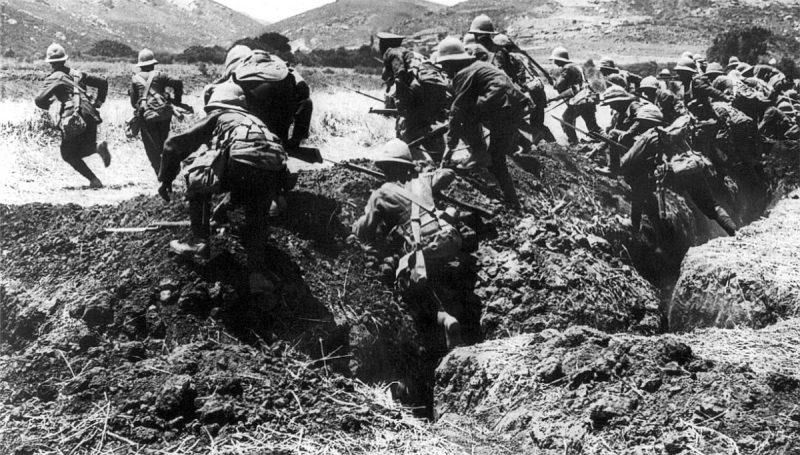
[435,324,800,454]
[668,192,800,332]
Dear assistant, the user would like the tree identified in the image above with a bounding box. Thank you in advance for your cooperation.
[706,26,772,65]
[182,46,227,64]
[234,32,294,63]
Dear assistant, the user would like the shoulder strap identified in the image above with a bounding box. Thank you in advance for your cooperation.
[389,182,438,217]
[134,72,159,105]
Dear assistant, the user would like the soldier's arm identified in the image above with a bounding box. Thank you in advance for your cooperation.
[290,70,313,147]
[129,79,140,109]
[448,70,476,147]
[431,169,456,193]
[34,78,60,109]
[84,74,108,106]
[353,188,393,242]
[159,113,220,183]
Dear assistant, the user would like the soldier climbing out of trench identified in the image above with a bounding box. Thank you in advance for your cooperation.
[548,46,601,145]
[35,43,111,188]
[129,48,184,176]
[158,82,289,295]
[351,139,465,349]
[436,37,525,209]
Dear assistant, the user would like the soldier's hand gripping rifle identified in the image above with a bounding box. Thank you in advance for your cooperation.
[323,159,496,218]
[406,124,449,149]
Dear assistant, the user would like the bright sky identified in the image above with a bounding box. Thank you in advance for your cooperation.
[215,0,464,23]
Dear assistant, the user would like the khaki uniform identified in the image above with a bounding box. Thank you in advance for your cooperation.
[129,70,183,174]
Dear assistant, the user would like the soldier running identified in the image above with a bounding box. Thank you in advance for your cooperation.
[129,48,183,175]
[34,43,111,188]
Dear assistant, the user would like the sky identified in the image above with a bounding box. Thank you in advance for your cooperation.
[215,0,464,24]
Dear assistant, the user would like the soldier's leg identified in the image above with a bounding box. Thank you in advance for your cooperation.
[60,122,101,185]
[140,120,167,175]
[291,98,313,145]
[487,121,521,207]
[686,175,737,236]
[456,123,491,169]
[169,195,211,260]
[561,105,580,145]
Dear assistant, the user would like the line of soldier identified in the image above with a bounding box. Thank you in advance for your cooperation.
[34,23,800,350]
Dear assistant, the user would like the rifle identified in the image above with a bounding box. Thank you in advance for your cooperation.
[369,107,399,117]
[544,98,568,113]
[324,159,496,218]
[288,146,324,164]
[105,220,192,234]
[347,87,384,103]
[550,115,627,150]
[407,124,449,149]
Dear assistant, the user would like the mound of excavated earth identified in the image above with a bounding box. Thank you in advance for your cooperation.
[668,191,800,332]
[435,323,800,454]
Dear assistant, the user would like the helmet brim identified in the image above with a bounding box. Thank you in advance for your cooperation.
[550,57,572,64]
[674,65,697,73]
[138,59,158,66]
[468,29,499,35]
[45,55,68,63]
[204,102,249,114]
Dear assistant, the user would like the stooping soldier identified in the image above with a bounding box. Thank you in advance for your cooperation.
[352,140,465,349]
[638,76,683,125]
[159,83,288,294]
[129,48,184,175]
[437,37,527,208]
[35,43,111,188]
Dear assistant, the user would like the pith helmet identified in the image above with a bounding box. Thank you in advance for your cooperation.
[777,100,795,115]
[549,46,571,64]
[705,62,724,76]
[436,36,473,63]
[639,76,659,91]
[598,57,617,71]
[225,45,252,74]
[635,104,664,124]
[727,56,740,70]
[657,68,673,80]
[469,14,498,35]
[374,139,414,167]
[601,85,634,105]
[681,51,694,59]
[45,43,68,63]
[769,57,778,66]
[377,32,405,55]
[606,73,626,88]
[674,56,697,73]
[462,32,476,45]
[204,82,248,113]
[137,48,158,67]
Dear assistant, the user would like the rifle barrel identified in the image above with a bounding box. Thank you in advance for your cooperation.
[549,115,627,149]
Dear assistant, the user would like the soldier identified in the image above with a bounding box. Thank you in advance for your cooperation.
[694,56,708,74]
[159,83,288,294]
[597,57,642,91]
[437,37,526,208]
[35,43,111,188]
[352,140,464,349]
[382,43,450,159]
[463,32,490,62]
[674,56,730,121]
[621,122,737,236]
[549,46,600,145]
[656,68,682,95]
[129,48,183,175]
[639,76,683,125]
[759,100,800,141]
[468,15,526,86]
[377,32,409,109]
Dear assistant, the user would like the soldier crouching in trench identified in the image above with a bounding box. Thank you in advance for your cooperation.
[351,139,466,350]
[158,82,289,295]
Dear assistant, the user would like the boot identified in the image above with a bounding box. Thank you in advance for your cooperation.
[169,238,210,261]
[437,311,463,349]
[96,141,111,167]
[249,272,274,295]
[713,206,737,236]
[88,177,103,189]
[269,195,287,218]
[456,150,491,171]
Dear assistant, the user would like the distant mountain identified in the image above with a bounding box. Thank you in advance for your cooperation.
[264,0,447,50]
[1,0,264,57]
[266,0,800,62]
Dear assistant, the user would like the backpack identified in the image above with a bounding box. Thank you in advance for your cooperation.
[50,70,92,139]
[233,50,289,84]
[731,81,770,118]
[414,61,451,116]
[669,149,712,177]
[134,71,173,122]
[213,111,287,173]
[183,146,227,197]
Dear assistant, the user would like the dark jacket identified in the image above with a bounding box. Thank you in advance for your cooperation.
[554,63,585,96]
[35,67,107,124]
[653,88,683,124]
[129,70,183,109]
[449,60,527,141]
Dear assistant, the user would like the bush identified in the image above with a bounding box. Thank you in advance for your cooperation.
[182,46,227,64]
[777,57,799,81]
[86,39,136,58]
[234,32,295,63]
[294,45,381,71]
[706,26,793,66]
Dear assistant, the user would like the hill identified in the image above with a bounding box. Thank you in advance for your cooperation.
[1,0,264,58]
[268,0,800,62]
